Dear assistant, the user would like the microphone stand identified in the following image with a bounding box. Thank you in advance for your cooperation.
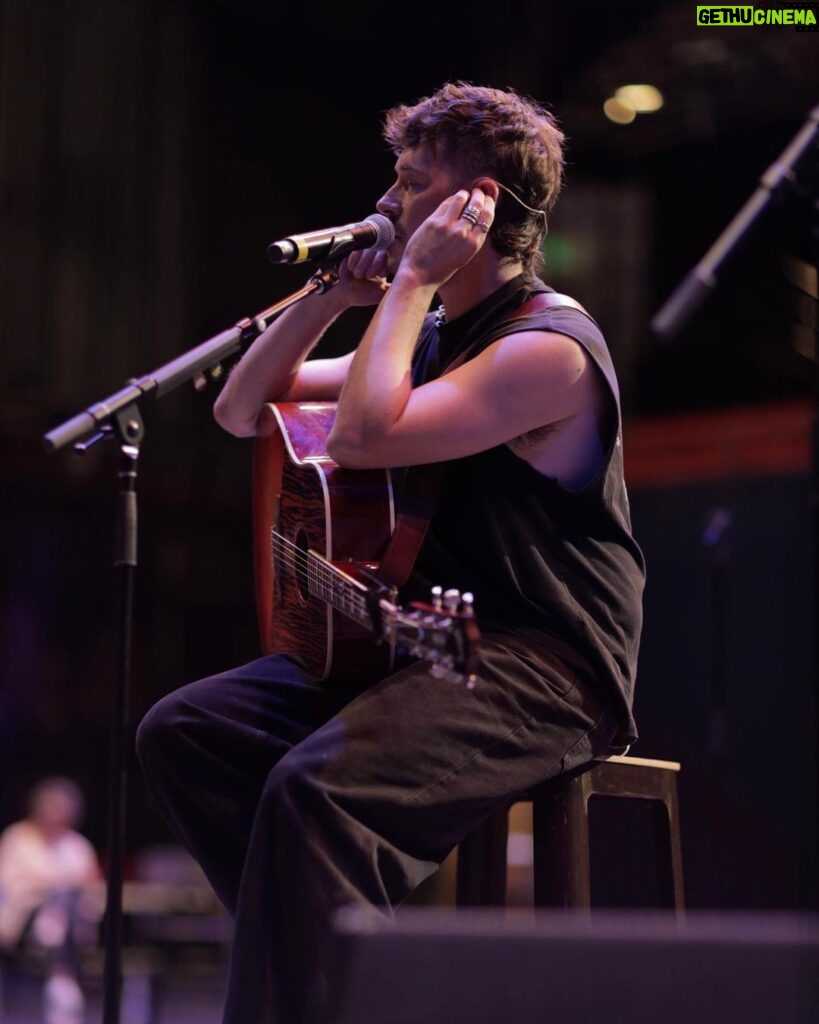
[43,265,340,1024]
[650,104,819,911]
[650,104,819,342]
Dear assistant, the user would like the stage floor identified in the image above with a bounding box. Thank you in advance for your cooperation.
[0,962,227,1024]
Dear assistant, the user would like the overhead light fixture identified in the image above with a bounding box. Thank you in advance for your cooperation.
[603,97,636,125]
[615,84,664,113]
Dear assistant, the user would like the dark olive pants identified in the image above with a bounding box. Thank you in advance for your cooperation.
[136,634,616,1024]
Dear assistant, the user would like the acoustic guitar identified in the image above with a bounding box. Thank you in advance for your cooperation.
[252,402,480,686]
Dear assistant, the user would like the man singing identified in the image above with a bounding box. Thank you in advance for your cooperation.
[137,81,645,1024]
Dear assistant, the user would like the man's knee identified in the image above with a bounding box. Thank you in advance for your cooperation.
[259,737,338,825]
[135,691,182,774]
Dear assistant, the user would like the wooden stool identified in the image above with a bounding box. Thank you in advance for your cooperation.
[456,755,685,913]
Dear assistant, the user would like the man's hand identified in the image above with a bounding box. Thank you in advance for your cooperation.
[336,247,391,306]
[398,188,496,289]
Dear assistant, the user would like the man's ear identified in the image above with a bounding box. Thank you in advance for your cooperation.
[472,177,500,202]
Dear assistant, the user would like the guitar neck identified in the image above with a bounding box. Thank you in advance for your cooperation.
[304,548,480,685]
[306,549,385,638]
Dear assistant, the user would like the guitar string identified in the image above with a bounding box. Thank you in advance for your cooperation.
[267,532,470,675]
[267,533,443,643]
[269,530,366,591]
[268,530,445,633]
[269,530,371,614]
[270,546,364,603]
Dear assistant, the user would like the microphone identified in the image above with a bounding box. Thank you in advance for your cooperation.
[267,213,395,265]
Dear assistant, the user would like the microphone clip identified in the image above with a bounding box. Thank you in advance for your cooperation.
[307,265,341,293]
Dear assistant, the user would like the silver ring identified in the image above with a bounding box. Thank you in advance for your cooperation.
[461,205,480,225]
[476,220,491,233]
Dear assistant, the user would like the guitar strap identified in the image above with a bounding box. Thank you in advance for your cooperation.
[376,461,444,590]
[444,289,598,372]
[376,291,594,590]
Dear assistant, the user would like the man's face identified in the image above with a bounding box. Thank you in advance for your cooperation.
[375,146,461,272]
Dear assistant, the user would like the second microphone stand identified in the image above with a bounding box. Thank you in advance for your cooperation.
[651,104,819,911]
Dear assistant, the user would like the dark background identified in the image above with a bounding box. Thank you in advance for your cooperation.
[1,0,817,911]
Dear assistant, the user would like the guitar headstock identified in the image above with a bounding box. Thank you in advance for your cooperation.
[392,586,481,687]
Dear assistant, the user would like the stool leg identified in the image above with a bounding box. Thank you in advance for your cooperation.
[456,809,509,906]
[652,784,686,914]
[532,775,591,910]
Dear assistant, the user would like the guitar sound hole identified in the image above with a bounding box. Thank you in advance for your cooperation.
[294,527,311,603]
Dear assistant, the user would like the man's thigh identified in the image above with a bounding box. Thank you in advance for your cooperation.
[275,632,616,862]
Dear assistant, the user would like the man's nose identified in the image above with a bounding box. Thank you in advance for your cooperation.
[376,191,400,220]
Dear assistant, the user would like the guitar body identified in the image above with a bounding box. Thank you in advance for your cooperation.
[253,402,396,681]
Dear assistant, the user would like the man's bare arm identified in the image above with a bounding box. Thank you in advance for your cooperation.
[213,289,352,437]
[327,188,602,473]
[328,324,599,468]
[212,249,390,437]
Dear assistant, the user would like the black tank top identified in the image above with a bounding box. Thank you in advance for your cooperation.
[402,274,645,746]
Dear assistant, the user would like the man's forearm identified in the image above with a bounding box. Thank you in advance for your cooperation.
[328,272,436,457]
[214,288,349,437]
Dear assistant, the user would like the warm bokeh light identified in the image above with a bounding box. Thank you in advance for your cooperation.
[615,84,664,113]
[603,97,636,124]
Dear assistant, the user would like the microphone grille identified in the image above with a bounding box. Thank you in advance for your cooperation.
[364,213,396,251]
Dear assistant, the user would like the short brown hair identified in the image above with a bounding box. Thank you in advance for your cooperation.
[383,81,565,275]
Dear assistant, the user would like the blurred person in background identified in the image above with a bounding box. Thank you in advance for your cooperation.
[0,776,103,1024]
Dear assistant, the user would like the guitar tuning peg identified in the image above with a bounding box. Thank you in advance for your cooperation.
[431,664,469,685]
[431,586,443,611]
[443,588,461,613]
